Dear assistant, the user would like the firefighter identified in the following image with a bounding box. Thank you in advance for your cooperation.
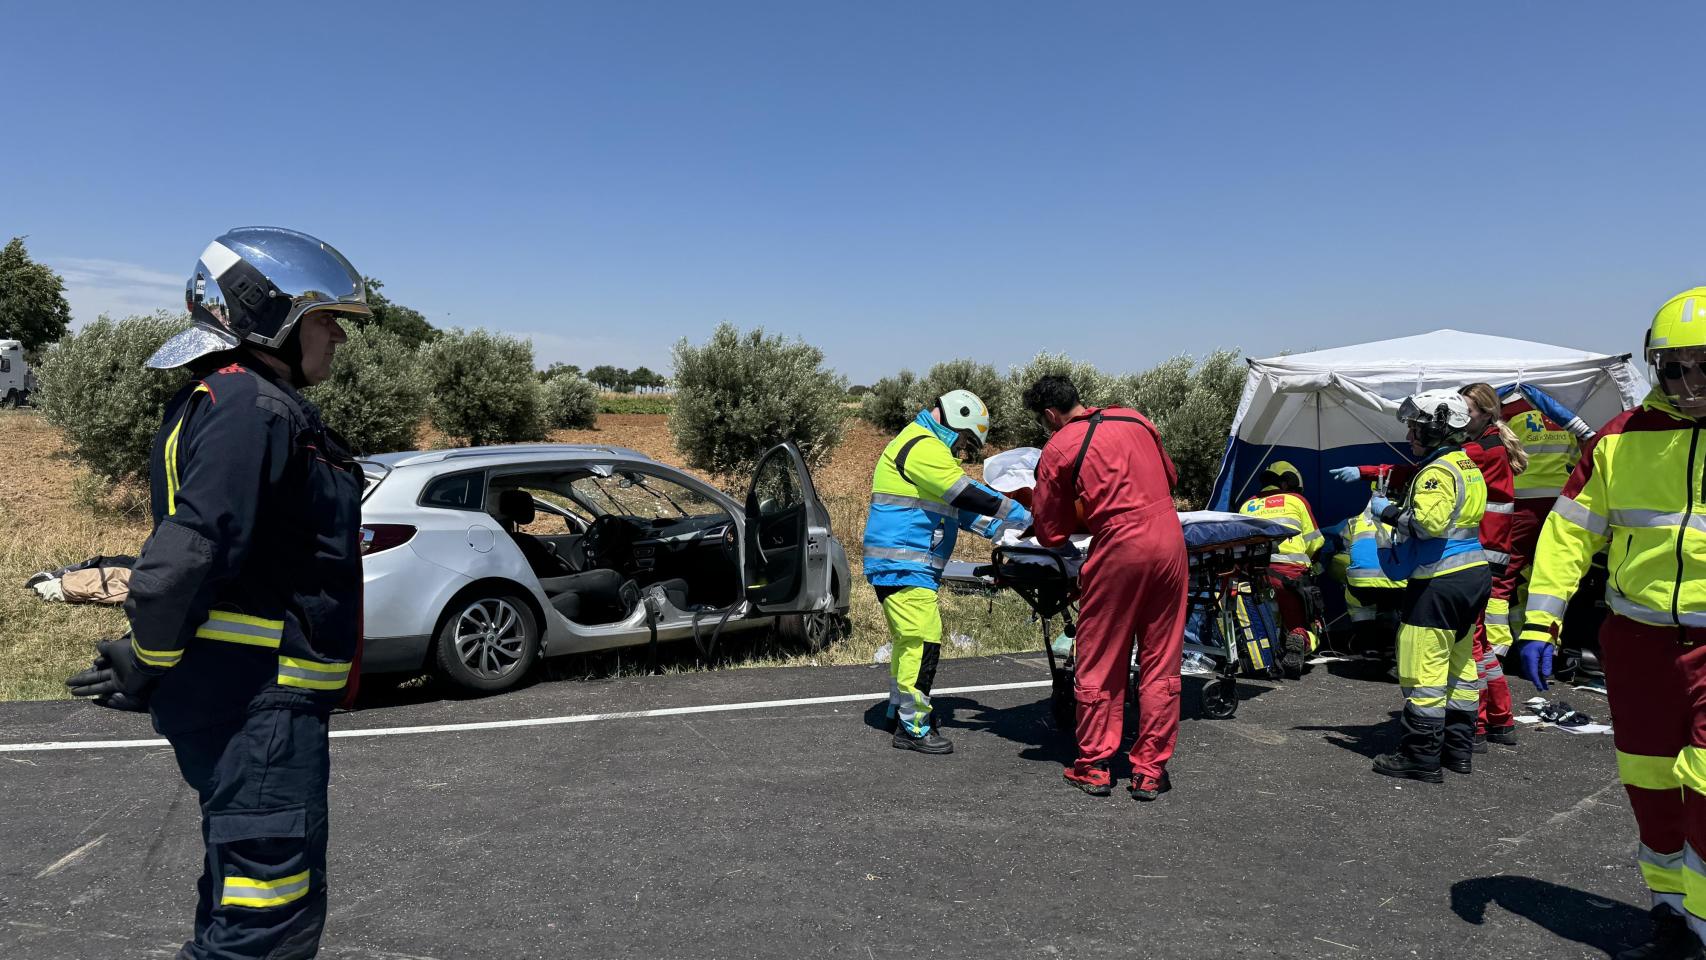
[1364,390,1489,783]
[864,389,1031,754]
[1238,461,1325,678]
[67,227,368,960]
[1024,375,1188,801]
[1457,383,1524,751]
[1517,288,1706,960]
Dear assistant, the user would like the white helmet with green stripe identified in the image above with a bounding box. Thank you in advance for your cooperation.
[937,389,991,451]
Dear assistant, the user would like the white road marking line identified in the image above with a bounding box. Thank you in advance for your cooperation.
[0,680,1053,754]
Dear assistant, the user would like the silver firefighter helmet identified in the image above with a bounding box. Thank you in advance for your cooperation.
[147,227,370,370]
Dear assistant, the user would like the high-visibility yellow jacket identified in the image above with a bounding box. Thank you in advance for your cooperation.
[1377,448,1488,581]
[1239,489,1322,568]
[1528,390,1706,634]
[1508,402,1583,502]
[1337,509,1405,589]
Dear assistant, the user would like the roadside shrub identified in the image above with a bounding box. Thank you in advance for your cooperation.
[420,328,545,446]
[541,374,600,429]
[36,311,192,484]
[857,370,918,433]
[305,327,428,455]
[998,353,1127,449]
[1151,350,1245,508]
[670,322,848,476]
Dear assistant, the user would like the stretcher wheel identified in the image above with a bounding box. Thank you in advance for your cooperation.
[1201,678,1237,719]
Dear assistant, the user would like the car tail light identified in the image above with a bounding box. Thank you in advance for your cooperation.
[361,524,416,555]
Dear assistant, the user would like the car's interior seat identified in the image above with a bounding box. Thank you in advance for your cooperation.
[537,572,693,626]
[495,490,568,577]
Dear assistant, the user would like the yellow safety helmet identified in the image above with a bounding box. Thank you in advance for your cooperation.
[1260,460,1304,493]
[1647,288,1706,414]
[1648,287,1706,354]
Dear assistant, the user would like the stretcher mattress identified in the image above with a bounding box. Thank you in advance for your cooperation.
[941,513,1293,586]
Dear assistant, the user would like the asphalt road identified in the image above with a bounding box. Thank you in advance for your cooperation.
[0,655,1644,960]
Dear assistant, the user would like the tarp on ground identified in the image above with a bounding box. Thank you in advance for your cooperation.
[1208,330,1647,526]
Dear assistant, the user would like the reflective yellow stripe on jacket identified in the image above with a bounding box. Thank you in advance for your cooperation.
[1529,393,1706,633]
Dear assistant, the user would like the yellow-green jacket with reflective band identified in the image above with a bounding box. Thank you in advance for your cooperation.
[863,411,1031,590]
[1528,390,1706,636]
[127,364,364,733]
[1377,447,1487,581]
[1334,509,1405,589]
[1511,409,1581,501]
[1238,490,1322,568]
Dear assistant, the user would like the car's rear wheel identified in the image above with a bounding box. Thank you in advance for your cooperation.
[775,611,846,652]
[435,593,539,693]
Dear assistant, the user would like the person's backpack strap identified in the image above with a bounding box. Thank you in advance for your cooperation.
[1067,412,1159,490]
[893,435,928,485]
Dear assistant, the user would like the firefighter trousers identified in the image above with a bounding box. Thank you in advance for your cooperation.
[1396,567,1491,769]
[877,586,943,737]
[1600,615,1706,930]
[166,695,331,960]
[1069,520,1188,786]
[1475,561,1516,734]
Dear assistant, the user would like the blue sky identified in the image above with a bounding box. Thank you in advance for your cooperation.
[5,2,1703,382]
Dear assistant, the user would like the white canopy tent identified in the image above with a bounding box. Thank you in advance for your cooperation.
[1209,330,1647,516]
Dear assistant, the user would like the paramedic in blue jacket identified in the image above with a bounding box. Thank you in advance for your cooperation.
[865,390,1032,754]
[68,227,369,959]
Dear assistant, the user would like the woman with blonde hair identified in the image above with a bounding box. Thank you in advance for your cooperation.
[1458,382,1524,752]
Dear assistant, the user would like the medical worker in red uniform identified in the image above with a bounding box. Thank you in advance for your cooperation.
[1024,375,1188,801]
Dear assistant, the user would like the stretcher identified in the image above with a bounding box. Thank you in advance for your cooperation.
[945,512,1295,724]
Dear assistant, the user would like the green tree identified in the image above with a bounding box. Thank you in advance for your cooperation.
[304,327,429,454]
[538,361,581,383]
[421,328,545,446]
[1149,350,1245,508]
[630,365,663,393]
[541,373,600,429]
[585,364,621,391]
[359,277,436,349]
[36,312,192,484]
[0,237,72,353]
[998,353,1129,449]
[670,322,848,476]
[857,370,919,433]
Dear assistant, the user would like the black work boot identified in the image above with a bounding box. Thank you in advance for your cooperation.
[1486,724,1519,747]
[1282,630,1308,680]
[892,726,953,755]
[1441,709,1476,775]
[1371,752,1445,783]
[1617,905,1706,960]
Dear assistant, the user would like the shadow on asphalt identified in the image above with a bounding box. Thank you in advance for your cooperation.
[1451,875,1647,957]
[1292,712,1403,759]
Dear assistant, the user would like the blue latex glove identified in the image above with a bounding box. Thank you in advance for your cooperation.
[1330,466,1362,483]
[1367,494,1392,517]
[1516,635,1554,691]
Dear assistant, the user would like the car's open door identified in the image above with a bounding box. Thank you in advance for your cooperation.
[743,441,835,613]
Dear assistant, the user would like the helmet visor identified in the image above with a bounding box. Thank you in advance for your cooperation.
[1651,345,1706,412]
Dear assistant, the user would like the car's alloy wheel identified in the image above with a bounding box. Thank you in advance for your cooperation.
[435,593,539,693]
[777,610,845,653]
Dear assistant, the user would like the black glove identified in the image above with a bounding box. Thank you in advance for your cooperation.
[66,636,156,710]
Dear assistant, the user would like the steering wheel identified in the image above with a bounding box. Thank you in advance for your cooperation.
[580,515,628,571]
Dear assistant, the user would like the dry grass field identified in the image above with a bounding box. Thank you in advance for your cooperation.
[0,410,1040,702]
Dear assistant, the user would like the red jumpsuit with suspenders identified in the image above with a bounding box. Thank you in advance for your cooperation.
[1032,407,1189,789]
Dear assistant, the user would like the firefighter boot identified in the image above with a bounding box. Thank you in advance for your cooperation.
[1617,906,1706,960]
[892,725,953,755]
[1441,709,1475,775]
[1486,724,1518,747]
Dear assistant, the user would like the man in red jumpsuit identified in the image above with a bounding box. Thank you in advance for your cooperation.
[1023,375,1189,801]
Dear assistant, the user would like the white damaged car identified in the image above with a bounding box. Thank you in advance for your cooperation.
[356,441,851,693]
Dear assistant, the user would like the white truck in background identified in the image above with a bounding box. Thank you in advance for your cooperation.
[0,340,37,407]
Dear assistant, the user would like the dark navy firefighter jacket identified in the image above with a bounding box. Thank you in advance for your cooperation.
[124,363,363,734]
